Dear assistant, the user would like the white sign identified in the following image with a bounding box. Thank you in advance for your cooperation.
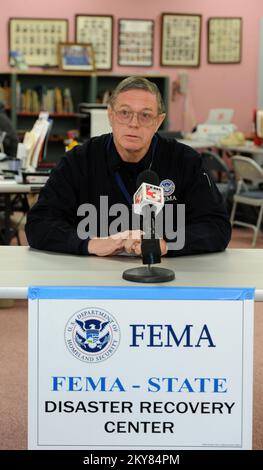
[28,286,254,450]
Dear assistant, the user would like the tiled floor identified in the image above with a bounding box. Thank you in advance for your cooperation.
[229,227,263,248]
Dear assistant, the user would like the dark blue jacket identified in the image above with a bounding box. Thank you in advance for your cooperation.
[25,133,231,256]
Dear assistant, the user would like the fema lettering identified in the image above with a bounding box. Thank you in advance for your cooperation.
[129,324,216,348]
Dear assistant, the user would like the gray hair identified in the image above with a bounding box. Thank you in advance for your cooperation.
[108,76,165,114]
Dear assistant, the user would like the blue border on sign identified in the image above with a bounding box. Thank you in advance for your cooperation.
[28,286,254,300]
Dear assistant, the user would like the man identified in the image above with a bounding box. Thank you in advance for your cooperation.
[25,76,231,256]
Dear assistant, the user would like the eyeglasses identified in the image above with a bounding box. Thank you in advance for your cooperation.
[113,108,159,127]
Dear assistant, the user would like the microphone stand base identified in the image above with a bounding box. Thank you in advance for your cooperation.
[123,266,175,283]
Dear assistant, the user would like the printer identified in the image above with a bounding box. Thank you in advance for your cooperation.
[78,103,112,140]
[193,108,236,144]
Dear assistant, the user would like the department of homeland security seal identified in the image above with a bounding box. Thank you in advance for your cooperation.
[160,179,175,197]
[65,307,120,363]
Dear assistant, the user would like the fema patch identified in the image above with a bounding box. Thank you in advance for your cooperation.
[65,307,120,363]
[160,179,175,197]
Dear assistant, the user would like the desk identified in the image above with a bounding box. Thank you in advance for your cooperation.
[217,141,263,155]
[217,142,263,166]
[178,138,263,164]
[177,138,214,150]
[0,246,262,301]
[0,182,43,244]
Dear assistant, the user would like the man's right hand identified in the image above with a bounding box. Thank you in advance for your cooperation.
[87,230,142,257]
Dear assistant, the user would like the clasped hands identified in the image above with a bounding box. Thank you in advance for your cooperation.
[88,230,167,257]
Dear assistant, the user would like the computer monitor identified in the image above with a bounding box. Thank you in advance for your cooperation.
[78,103,111,140]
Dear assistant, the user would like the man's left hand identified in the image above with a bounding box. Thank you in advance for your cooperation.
[124,238,167,256]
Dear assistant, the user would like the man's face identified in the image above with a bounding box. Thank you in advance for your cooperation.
[108,89,165,160]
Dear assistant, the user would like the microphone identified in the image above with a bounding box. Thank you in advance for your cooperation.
[134,170,164,265]
[133,169,164,217]
[122,169,175,283]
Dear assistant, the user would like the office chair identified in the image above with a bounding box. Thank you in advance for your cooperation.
[0,185,29,245]
[158,130,184,139]
[201,150,236,205]
[0,131,7,154]
[230,155,263,247]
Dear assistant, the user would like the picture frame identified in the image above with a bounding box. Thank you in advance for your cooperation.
[58,42,95,71]
[9,17,68,67]
[208,17,242,64]
[161,13,202,67]
[75,14,113,70]
[118,18,154,67]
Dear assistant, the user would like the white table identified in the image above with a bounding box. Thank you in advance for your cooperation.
[0,246,262,301]
[0,182,43,193]
[218,141,263,156]
[177,138,215,150]
[178,138,263,164]
[217,142,263,166]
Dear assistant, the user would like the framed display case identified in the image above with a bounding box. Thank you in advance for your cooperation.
[9,18,68,67]
[208,17,242,64]
[118,19,154,67]
[75,15,113,70]
[58,43,95,71]
[161,13,201,67]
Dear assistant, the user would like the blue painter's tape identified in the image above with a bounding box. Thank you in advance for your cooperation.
[28,286,255,300]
